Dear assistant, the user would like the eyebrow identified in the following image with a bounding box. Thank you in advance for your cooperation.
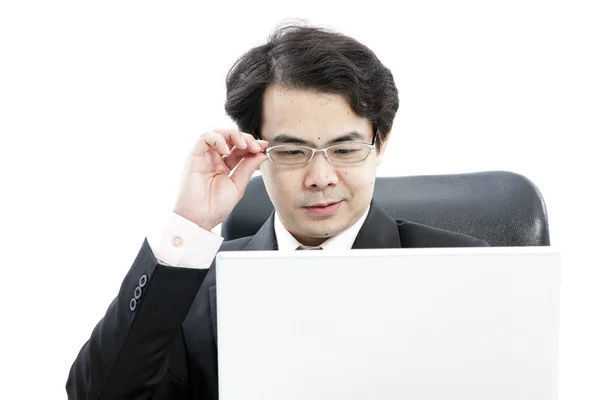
[271,131,367,147]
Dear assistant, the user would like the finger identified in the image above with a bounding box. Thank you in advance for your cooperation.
[214,128,268,153]
[240,133,264,152]
[213,128,251,150]
[253,139,270,152]
[230,152,268,194]
[222,146,253,170]
[223,139,271,169]
[199,132,231,156]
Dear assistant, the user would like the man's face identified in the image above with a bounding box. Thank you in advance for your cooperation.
[259,85,389,246]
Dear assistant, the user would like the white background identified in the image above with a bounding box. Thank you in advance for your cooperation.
[0,1,598,398]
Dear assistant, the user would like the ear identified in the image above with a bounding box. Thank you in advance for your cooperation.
[375,130,391,166]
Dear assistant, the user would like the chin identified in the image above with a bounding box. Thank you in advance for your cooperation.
[301,223,341,239]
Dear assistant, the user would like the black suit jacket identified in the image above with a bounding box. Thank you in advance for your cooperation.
[67,203,489,399]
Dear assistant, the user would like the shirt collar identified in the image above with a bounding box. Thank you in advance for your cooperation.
[274,205,370,251]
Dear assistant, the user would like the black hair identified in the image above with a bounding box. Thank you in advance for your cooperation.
[225,22,399,151]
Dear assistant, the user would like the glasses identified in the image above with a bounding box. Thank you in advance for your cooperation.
[264,142,375,166]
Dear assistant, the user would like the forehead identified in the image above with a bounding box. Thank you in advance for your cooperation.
[261,85,372,141]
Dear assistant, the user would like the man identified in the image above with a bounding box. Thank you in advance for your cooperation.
[67,24,488,399]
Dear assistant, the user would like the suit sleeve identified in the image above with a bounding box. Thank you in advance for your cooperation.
[66,239,211,399]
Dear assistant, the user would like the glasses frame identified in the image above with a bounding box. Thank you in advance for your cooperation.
[263,133,378,166]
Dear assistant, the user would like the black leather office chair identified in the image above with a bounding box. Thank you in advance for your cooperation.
[221,171,550,247]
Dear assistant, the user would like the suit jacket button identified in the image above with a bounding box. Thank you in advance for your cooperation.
[139,275,148,288]
[129,298,137,311]
[134,286,142,300]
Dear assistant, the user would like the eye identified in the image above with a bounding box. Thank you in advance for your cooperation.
[333,148,357,155]
[271,145,310,163]
[273,149,306,156]
[332,147,359,156]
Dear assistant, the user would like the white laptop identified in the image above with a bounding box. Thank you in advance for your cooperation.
[215,247,560,400]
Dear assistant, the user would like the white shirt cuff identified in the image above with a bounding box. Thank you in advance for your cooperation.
[147,212,224,269]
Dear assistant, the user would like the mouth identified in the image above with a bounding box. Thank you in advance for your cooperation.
[303,200,343,216]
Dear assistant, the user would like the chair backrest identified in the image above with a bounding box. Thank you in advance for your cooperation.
[221,171,550,247]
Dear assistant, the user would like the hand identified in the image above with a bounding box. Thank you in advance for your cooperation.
[173,128,268,231]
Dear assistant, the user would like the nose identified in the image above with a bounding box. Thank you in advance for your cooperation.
[303,151,339,189]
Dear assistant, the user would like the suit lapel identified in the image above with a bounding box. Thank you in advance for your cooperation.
[352,201,402,249]
[241,211,279,251]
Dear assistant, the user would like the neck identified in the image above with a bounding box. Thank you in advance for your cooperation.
[292,234,328,247]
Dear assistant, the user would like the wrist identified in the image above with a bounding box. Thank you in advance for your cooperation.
[172,209,216,232]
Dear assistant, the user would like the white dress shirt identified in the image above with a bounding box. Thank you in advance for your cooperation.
[274,206,370,251]
[147,206,370,269]
[146,212,223,269]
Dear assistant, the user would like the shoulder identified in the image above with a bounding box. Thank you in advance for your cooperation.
[218,235,253,251]
[396,220,490,248]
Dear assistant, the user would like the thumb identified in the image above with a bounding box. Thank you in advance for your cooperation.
[230,152,268,194]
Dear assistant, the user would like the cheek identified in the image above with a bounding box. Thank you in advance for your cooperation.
[341,165,376,190]
[261,166,302,202]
